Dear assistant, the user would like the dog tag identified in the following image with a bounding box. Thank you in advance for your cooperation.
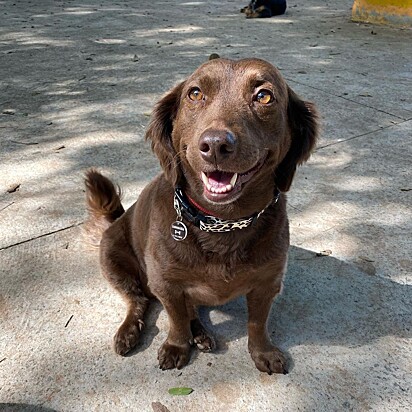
[171,221,188,241]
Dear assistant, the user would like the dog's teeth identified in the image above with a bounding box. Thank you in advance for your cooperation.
[208,184,235,194]
[201,172,214,192]
[202,171,236,195]
[201,172,209,186]
[230,173,238,187]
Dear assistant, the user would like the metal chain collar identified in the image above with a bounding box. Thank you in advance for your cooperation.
[173,187,279,234]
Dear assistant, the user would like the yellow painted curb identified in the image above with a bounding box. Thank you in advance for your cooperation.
[352,0,412,26]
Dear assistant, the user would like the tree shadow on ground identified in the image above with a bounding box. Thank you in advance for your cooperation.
[1,1,411,410]
[192,246,411,362]
[0,405,58,412]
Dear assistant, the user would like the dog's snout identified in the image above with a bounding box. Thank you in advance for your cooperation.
[199,130,237,163]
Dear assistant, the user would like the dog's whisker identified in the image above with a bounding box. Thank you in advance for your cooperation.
[163,149,185,172]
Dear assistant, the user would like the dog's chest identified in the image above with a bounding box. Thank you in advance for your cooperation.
[184,262,262,306]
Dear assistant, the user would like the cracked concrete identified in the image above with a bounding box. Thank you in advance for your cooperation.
[0,0,411,411]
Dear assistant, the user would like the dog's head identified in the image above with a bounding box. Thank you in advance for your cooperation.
[250,0,264,10]
[146,58,318,214]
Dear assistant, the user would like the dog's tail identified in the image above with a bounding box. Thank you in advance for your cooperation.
[84,169,125,247]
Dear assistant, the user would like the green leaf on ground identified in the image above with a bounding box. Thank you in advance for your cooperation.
[168,387,193,396]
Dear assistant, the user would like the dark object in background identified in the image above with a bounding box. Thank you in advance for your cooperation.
[241,0,287,18]
[208,53,220,60]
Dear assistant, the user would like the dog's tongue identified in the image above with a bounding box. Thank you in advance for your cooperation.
[208,171,234,188]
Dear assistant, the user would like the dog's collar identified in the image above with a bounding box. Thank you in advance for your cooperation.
[172,186,280,235]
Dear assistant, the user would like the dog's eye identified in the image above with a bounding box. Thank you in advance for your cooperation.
[255,90,274,105]
[188,87,204,101]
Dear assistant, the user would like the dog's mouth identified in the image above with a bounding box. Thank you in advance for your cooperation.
[200,156,266,202]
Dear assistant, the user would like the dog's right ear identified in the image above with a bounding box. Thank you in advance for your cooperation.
[145,81,185,186]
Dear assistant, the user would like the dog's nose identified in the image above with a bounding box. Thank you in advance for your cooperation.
[198,130,237,163]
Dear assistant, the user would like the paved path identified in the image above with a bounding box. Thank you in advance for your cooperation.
[1,1,411,411]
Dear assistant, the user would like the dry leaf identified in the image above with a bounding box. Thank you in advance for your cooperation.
[152,402,170,412]
[7,183,20,193]
[316,250,332,257]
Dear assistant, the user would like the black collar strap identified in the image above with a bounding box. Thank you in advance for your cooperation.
[173,187,280,233]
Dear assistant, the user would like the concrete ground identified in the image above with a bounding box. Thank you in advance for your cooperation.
[0,0,411,411]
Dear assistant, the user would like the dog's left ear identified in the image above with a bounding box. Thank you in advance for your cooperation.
[274,86,319,192]
[145,81,185,186]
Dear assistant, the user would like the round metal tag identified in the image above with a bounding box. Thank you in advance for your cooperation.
[171,221,188,241]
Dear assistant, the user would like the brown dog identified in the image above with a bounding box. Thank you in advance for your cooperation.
[84,57,318,374]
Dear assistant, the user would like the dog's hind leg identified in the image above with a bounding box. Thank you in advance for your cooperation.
[187,303,216,352]
[100,228,149,356]
[190,318,216,352]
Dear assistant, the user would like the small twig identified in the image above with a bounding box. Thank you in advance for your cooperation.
[10,140,39,146]
[288,203,303,212]
[65,315,74,328]
[0,202,14,212]
[0,221,83,251]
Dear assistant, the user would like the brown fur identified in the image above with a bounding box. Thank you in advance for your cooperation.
[84,168,124,247]
[84,58,319,374]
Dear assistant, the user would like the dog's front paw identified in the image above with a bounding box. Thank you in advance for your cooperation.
[113,319,144,356]
[249,345,288,375]
[158,341,191,370]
